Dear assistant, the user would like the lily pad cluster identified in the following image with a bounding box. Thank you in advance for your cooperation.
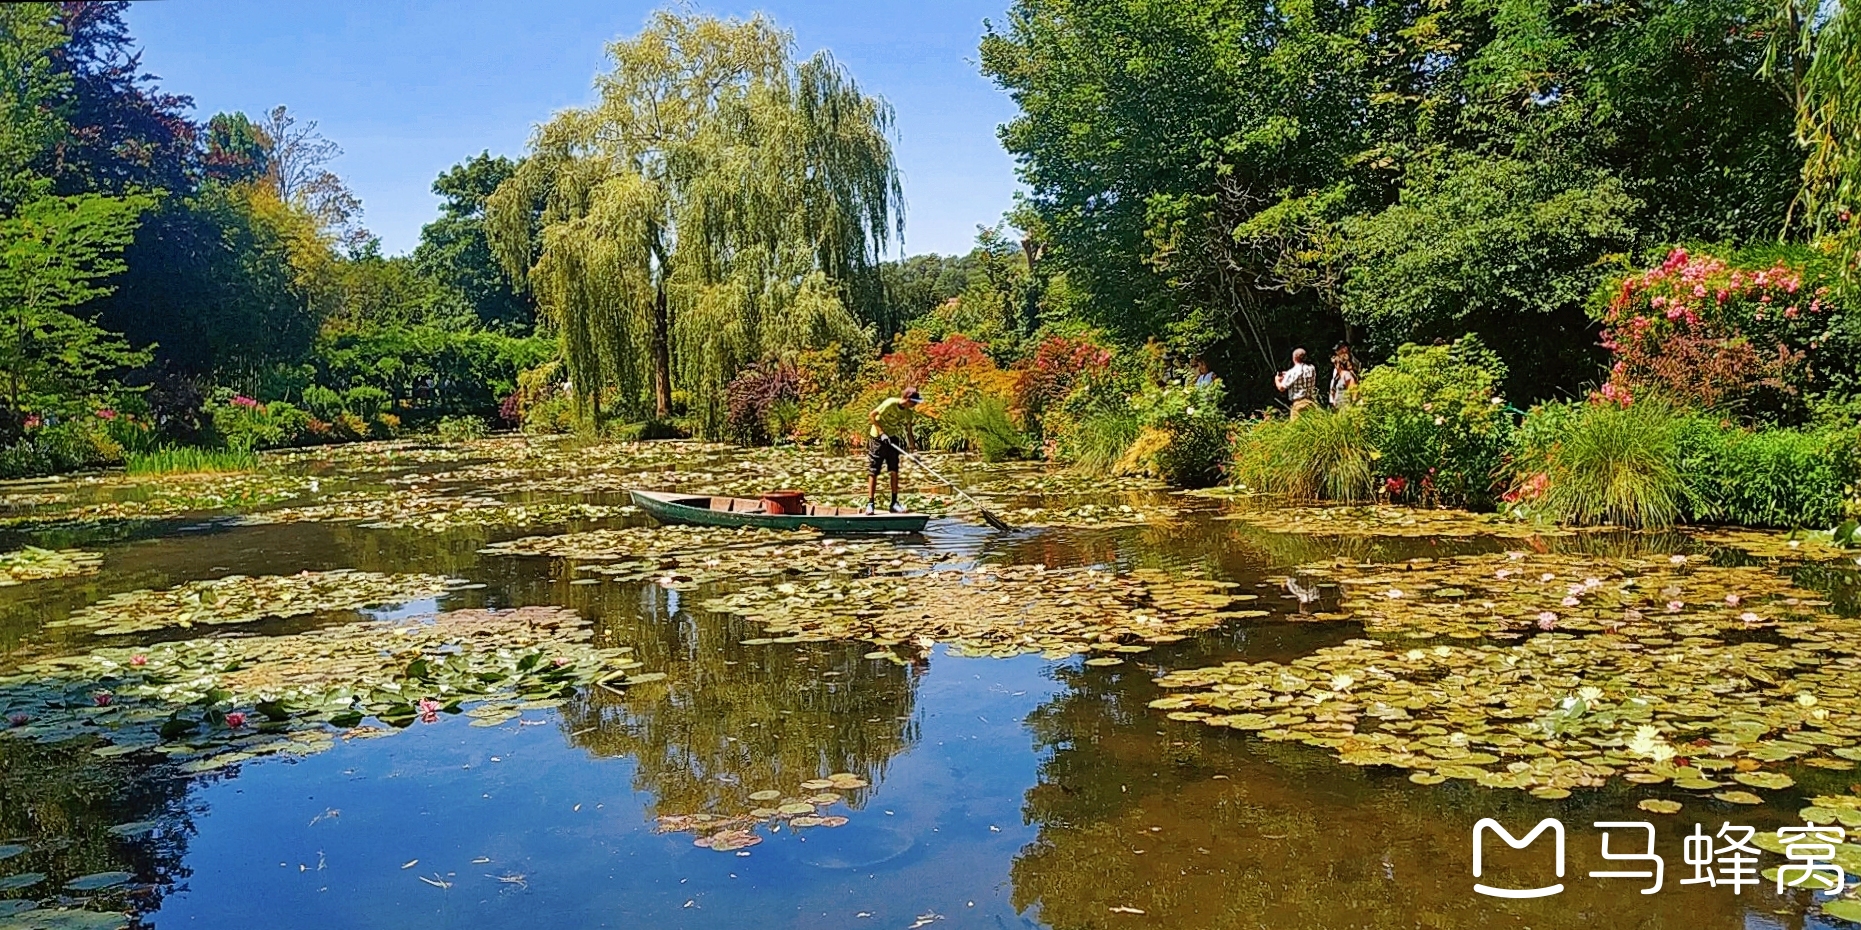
[1297,550,1832,640]
[1152,611,1861,796]
[707,563,1251,659]
[51,570,466,635]
[240,492,629,530]
[0,606,645,771]
[482,524,959,588]
[1220,504,1582,539]
[0,473,307,531]
[655,771,869,851]
[1683,526,1857,561]
[0,548,102,585]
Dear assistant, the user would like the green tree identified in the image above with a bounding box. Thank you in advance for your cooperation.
[0,192,152,414]
[412,152,535,330]
[982,0,1801,402]
[0,3,68,208]
[486,11,903,431]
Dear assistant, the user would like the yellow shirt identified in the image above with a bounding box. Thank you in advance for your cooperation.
[869,397,917,439]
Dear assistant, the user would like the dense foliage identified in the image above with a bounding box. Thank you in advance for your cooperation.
[980,0,1810,401]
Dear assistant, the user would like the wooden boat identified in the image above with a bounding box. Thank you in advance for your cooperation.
[629,490,929,533]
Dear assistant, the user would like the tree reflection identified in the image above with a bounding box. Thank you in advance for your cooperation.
[551,577,922,817]
[1011,656,1807,930]
[0,739,196,918]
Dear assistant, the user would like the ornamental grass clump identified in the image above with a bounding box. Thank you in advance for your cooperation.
[1512,397,1694,528]
[1230,405,1374,502]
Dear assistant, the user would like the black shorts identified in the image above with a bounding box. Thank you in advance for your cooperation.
[866,437,900,475]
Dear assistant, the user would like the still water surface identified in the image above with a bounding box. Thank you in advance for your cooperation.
[0,443,1850,929]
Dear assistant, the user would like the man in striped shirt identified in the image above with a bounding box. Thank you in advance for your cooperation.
[1274,348,1318,417]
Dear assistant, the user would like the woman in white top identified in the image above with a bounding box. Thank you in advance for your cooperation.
[1329,342,1359,407]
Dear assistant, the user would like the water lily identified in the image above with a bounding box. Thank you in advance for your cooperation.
[224,712,247,729]
[417,698,442,722]
[1540,573,1556,582]
[93,691,113,706]
[130,654,147,666]
[7,713,26,727]
[1330,674,1355,692]
[1797,692,1818,707]
[1562,596,1581,607]
[1669,555,1688,565]
[1666,600,1684,612]
[552,656,571,667]
[1495,569,1513,580]
[1536,611,1558,630]
[1724,594,1740,606]
[1385,589,1405,599]
[1578,686,1603,702]
[1739,611,1762,624]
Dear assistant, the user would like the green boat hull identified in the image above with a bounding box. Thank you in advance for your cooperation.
[630,490,928,534]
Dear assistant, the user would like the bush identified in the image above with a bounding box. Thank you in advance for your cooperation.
[930,395,1029,462]
[0,420,123,478]
[1509,398,1695,528]
[1355,336,1512,507]
[1597,246,1845,422]
[1118,381,1230,487]
[208,397,310,451]
[343,385,391,417]
[725,362,800,446]
[804,406,865,454]
[1231,406,1375,501]
[435,415,490,442]
[1680,421,1859,528]
[300,384,345,421]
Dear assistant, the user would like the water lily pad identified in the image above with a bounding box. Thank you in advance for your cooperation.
[63,872,132,892]
[1823,900,1861,924]
[777,802,816,816]
[0,872,44,891]
[1733,771,1796,790]
[0,907,129,930]
[1637,799,1682,814]
[104,821,155,838]
[747,790,782,802]
[1714,790,1765,805]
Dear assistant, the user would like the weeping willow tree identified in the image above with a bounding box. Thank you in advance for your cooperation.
[1770,1,1861,281]
[486,11,903,432]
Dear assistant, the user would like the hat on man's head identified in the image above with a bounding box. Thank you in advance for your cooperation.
[902,387,923,402]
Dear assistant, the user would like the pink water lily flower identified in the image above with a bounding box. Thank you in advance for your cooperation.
[417,698,442,722]
[1724,594,1740,607]
[1562,596,1581,607]
[1666,600,1685,612]
[1536,612,1558,630]
[7,713,27,727]
[130,654,147,667]
[93,691,113,707]
[224,712,247,729]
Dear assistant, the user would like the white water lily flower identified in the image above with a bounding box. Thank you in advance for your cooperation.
[1579,686,1603,702]
[1797,692,1818,707]
[1330,674,1355,692]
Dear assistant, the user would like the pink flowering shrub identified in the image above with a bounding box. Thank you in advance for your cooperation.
[1598,248,1833,418]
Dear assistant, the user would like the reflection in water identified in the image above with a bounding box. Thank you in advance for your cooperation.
[555,579,922,818]
[1011,655,1818,930]
[0,738,194,914]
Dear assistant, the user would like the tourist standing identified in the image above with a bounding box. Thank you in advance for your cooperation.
[1329,343,1359,408]
[1274,348,1319,416]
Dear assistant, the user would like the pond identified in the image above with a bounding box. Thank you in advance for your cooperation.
[0,436,1858,929]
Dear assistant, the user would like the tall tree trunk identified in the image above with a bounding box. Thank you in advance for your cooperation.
[651,279,672,419]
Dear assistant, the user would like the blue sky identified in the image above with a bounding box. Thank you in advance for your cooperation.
[124,0,1023,258]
